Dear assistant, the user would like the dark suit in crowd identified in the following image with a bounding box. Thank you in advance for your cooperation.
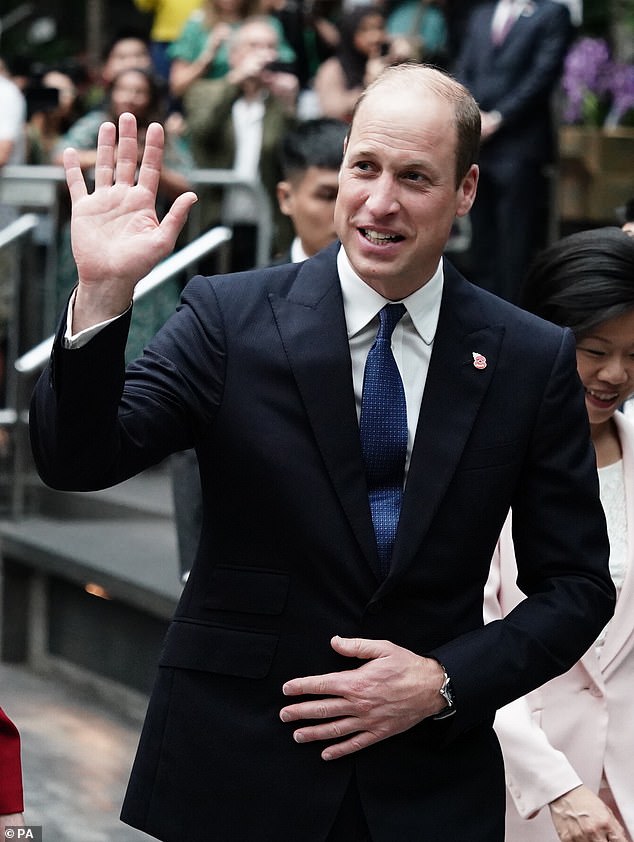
[454,0,573,302]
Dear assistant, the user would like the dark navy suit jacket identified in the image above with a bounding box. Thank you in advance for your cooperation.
[30,243,614,841]
[454,0,572,165]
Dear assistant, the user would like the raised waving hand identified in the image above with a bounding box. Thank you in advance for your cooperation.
[63,112,197,332]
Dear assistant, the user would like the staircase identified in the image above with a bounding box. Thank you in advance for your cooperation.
[0,459,182,710]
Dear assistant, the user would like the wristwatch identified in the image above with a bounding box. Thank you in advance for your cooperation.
[434,663,456,720]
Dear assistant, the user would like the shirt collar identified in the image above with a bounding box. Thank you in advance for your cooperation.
[290,236,310,263]
[337,245,443,346]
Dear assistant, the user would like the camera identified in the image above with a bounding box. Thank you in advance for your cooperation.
[263,60,296,74]
[25,84,60,118]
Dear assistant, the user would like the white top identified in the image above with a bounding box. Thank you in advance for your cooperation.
[222,97,265,224]
[0,75,26,164]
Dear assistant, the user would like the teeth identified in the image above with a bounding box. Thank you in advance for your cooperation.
[587,389,619,401]
[362,229,400,243]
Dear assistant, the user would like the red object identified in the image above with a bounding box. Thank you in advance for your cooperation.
[0,707,24,814]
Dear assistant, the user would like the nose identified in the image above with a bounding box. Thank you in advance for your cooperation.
[599,356,630,385]
[364,174,399,217]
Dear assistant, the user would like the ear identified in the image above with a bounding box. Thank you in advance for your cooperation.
[456,164,479,218]
[276,180,293,216]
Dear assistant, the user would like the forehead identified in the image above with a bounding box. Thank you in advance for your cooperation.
[356,13,384,31]
[113,70,149,90]
[110,38,149,59]
[294,166,340,190]
[236,23,278,49]
[347,85,457,165]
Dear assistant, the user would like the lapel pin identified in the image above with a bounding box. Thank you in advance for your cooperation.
[472,352,487,370]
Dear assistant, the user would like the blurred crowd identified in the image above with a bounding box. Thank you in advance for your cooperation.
[0,0,626,383]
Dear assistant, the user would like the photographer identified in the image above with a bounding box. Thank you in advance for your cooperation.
[25,68,82,164]
[184,16,299,269]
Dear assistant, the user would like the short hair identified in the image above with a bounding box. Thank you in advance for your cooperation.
[349,63,481,187]
[279,118,348,181]
[229,15,279,53]
[520,227,634,338]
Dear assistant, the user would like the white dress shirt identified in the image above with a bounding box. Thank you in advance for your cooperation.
[337,246,443,479]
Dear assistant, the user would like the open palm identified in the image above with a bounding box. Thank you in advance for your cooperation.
[64,113,197,324]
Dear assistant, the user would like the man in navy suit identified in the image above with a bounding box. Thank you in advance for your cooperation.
[30,64,613,841]
[454,0,573,302]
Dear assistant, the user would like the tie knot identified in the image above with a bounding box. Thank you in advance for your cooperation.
[378,303,406,341]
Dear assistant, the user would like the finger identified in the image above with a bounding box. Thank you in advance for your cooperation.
[93,120,117,190]
[280,696,351,723]
[114,112,140,185]
[291,716,363,745]
[136,121,165,196]
[63,147,88,204]
[282,669,347,698]
[321,730,378,761]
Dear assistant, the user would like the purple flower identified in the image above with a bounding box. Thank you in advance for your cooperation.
[606,61,634,125]
[561,37,613,124]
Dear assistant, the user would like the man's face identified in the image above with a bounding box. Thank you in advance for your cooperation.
[334,85,478,299]
[277,166,340,256]
[231,22,278,70]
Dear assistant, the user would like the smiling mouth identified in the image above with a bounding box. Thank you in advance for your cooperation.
[586,388,620,405]
[360,228,404,245]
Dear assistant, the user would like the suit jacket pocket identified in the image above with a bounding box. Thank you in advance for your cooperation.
[159,619,278,679]
[204,565,290,615]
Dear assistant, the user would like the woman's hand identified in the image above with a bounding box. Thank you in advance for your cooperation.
[548,785,627,842]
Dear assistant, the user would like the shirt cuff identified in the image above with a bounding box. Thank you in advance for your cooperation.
[62,290,132,349]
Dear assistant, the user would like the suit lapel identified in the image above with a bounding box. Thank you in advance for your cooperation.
[268,244,381,577]
[390,268,505,577]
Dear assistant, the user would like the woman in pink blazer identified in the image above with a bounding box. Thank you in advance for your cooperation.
[0,706,24,832]
[486,227,634,842]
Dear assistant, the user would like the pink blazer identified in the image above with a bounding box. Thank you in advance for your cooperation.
[485,411,634,841]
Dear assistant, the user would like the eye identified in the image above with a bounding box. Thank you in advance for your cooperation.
[579,346,605,357]
[353,160,375,173]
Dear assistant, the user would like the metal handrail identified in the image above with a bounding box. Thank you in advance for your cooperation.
[188,169,273,267]
[1,164,273,267]
[0,214,40,425]
[0,213,40,251]
[14,225,232,375]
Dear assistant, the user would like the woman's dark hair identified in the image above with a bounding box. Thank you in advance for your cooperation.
[337,5,385,90]
[520,227,634,338]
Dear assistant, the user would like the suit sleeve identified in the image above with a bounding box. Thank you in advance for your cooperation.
[0,708,24,815]
[30,275,226,491]
[429,328,614,734]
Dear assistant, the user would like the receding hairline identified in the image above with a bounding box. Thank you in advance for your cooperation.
[365,63,469,99]
[348,63,481,184]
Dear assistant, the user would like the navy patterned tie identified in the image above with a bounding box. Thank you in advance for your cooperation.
[359,303,407,578]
